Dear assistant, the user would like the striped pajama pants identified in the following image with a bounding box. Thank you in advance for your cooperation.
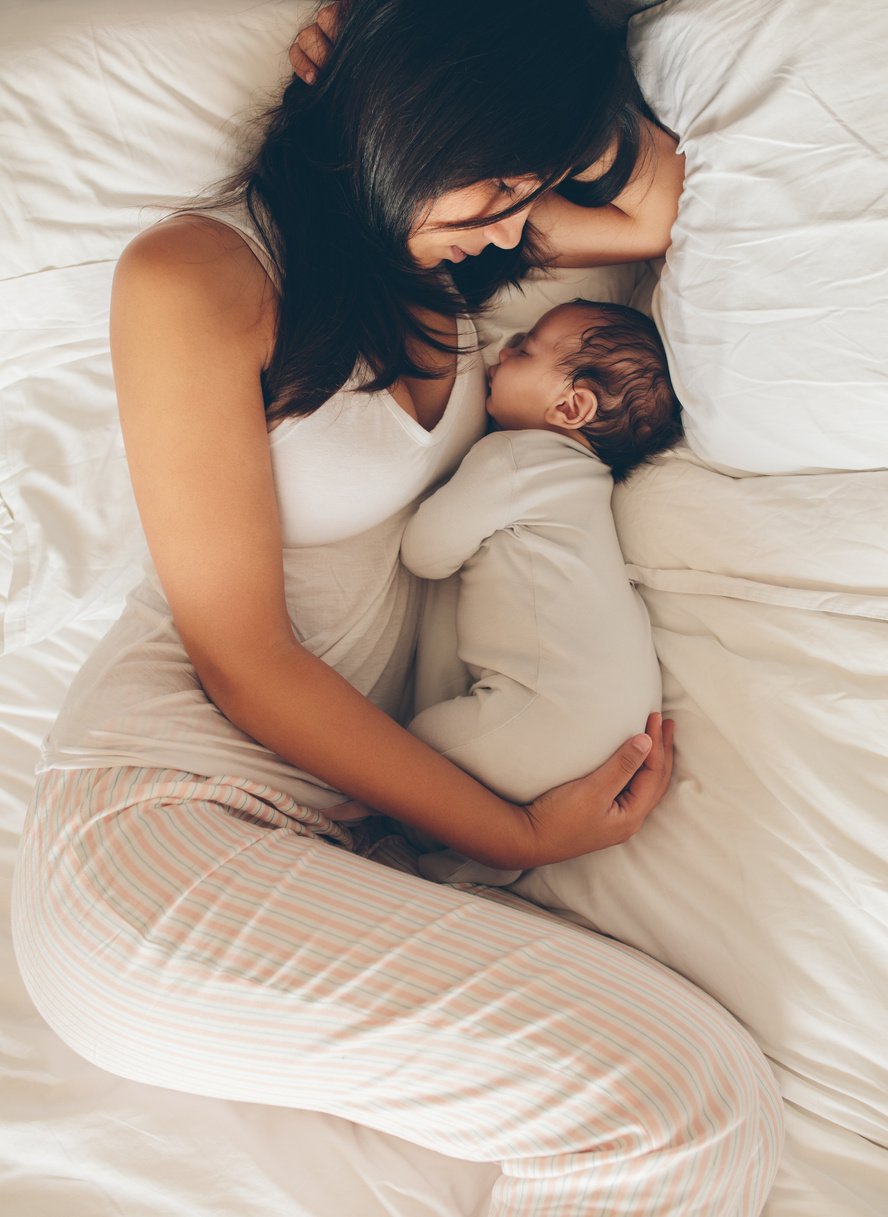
[12,766,783,1216]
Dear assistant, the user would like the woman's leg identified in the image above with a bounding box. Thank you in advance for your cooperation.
[13,766,783,1216]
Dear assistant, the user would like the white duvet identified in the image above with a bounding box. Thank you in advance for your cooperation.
[2,0,887,1215]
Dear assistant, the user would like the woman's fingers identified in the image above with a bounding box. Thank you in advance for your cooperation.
[289,3,340,81]
[289,27,331,82]
[586,712,674,843]
[519,715,674,865]
[615,712,675,822]
[315,3,341,38]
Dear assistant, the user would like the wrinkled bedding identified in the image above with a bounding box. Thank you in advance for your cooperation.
[2,1,886,1214]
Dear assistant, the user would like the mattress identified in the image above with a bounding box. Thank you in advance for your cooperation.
[2,0,886,1213]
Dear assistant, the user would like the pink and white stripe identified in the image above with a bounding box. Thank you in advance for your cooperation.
[12,766,783,1215]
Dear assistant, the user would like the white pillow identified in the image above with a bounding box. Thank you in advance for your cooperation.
[0,0,310,652]
[631,0,888,474]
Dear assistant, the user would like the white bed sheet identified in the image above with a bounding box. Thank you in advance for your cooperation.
[3,0,887,1213]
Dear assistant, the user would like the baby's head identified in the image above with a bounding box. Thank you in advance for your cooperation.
[486,300,682,481]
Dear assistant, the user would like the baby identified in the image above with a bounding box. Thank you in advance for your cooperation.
[400,299,683,885]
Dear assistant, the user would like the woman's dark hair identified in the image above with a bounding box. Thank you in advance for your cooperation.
[561,301,684,482]
[209,0,649,420]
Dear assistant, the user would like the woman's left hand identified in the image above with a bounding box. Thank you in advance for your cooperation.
[515,712,675,868]
[532,118,685,267]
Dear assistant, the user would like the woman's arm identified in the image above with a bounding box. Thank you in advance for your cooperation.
[112,217,672,870]
[532,118,685,266]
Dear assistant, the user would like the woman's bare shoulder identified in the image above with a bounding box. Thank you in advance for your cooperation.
[122,212,265,266]
[114,214,276,353]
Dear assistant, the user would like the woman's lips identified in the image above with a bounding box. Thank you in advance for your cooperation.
[449,245,468,262]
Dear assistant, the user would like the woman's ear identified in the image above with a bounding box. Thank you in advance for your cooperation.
[545,386,598,431]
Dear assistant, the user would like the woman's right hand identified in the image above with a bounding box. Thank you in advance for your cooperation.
[516,713,675,867]
[289,4,339,82]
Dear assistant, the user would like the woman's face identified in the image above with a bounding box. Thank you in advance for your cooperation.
[407,178,540,269]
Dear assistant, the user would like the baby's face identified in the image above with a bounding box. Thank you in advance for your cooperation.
[486,303,592,432]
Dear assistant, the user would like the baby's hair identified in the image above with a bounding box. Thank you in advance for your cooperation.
[560,301,683,482]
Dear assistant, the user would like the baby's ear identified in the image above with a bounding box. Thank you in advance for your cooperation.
[545,386,598,430]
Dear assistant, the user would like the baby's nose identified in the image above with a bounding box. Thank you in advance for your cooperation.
[499,335,523,363]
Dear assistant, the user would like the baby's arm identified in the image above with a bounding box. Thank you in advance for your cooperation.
[400,432,516,579]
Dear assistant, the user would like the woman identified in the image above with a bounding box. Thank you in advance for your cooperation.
[12,2,782,1212]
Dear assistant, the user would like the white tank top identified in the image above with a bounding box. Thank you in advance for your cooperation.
[41,208,488,808]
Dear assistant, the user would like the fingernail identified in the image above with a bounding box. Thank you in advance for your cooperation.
[632,734,653,755]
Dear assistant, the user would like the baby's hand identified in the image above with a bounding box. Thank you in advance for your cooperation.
[289,3,340,83]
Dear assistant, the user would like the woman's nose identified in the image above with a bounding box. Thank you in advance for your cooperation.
[484,208,530,250]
